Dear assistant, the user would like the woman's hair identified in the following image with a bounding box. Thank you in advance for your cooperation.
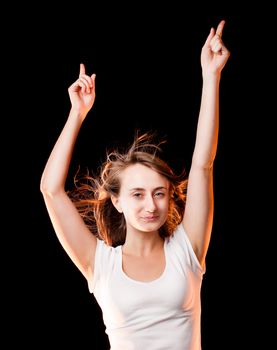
[68,131,188,247]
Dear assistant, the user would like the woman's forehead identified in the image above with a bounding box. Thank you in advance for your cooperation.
[120,164,168,188]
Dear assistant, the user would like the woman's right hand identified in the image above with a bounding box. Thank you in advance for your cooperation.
[68,63,96,118]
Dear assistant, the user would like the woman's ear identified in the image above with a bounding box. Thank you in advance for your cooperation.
[111,195,123,213]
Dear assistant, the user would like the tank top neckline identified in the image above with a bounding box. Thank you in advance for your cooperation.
[118,239,168,285]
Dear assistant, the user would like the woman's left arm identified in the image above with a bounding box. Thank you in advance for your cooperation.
[182,20,230,268]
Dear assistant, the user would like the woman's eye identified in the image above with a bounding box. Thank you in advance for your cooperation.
[134,193,142,198]
[155,192,164,197]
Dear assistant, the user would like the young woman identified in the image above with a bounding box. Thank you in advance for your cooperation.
[40,20,230,350]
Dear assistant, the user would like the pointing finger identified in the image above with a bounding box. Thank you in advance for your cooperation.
[79,63,86,76]
[216,20,225,38]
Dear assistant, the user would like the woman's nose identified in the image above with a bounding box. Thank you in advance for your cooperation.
[145,195,156,212]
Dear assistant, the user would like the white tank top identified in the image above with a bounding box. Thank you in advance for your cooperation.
[88,224,204,350]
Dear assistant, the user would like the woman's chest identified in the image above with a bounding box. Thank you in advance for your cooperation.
[97,255,197,321]
[122,251,166,283]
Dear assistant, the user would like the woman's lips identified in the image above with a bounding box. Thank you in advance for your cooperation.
[141,215,159,222]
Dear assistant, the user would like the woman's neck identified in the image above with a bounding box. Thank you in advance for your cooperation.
[123,230,164,257]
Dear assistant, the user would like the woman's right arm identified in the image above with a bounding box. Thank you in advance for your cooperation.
[40,63,97,281]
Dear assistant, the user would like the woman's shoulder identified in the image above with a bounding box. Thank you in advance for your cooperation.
[95,237,121,259]
[167,224,204,274]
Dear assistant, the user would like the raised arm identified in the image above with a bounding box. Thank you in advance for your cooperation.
[40,63,97,280]
[182,20,230,268]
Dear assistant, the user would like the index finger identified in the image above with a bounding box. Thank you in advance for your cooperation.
[79,63,86,76]
[216,20,226,38]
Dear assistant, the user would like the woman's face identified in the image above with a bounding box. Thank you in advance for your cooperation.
[113,163,170,233]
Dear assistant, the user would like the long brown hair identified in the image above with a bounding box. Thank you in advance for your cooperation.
[68,131,187,247]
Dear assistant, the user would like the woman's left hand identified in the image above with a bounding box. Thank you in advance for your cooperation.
[201,20,230,77]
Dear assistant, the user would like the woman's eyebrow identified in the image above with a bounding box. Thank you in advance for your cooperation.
[128,186,167,192]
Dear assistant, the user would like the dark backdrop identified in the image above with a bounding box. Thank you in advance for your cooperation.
[5,9,265,350]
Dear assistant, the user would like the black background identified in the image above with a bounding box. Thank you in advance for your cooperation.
[4,8,269,350]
